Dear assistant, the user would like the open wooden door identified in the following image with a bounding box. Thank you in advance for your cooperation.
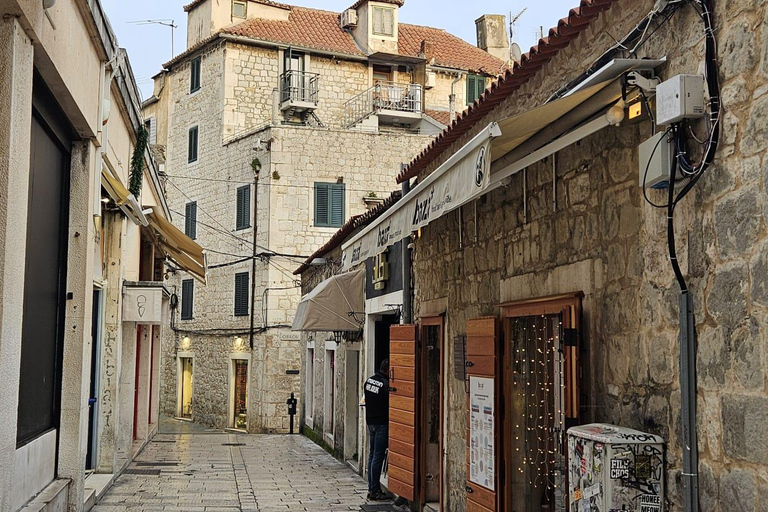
[388,324,418,502]
[465,317,500,512]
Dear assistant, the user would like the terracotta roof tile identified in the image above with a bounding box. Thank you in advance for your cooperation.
[181,5,505,73]
[425,109,451,126]
[222,7,365,57]
[396,0,619,184]
[399,23,505,75]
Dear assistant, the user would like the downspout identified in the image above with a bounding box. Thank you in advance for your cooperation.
[401,171,412,324]
[449,71,466,124]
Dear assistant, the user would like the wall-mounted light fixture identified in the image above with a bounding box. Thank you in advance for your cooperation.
[234,337,246,350]
[43,0,56,9]
[181,336,191,350]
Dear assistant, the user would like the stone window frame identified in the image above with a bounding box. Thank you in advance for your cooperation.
[232,0,247,19]
[371,5,396,37]
[227,353,251,430]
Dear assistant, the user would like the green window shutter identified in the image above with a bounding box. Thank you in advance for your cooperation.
[181,279,194,320]
[315,183,330,226]
[185,201,197,239]
[466,75,476,105]
[190,57,201,93]
[234,272,249,316]
[330,184,345,227]
[236,185,250,230]
[188,126,198,163]
[476,76,486,102]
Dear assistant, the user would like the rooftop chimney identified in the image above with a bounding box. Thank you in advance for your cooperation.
[475,14,509,63]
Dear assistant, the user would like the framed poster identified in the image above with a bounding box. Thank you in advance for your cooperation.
[469,376,495,491]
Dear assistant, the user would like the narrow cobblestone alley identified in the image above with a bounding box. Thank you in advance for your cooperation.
[92,431,370,512]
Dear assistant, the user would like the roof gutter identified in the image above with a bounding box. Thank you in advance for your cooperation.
[219,34,369,62]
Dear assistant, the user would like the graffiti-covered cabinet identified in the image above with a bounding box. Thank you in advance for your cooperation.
[567,424,664,512]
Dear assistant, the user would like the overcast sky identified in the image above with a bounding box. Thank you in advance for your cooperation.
[102,0,578,100]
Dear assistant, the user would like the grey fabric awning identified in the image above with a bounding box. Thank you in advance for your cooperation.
[292,269,365,332]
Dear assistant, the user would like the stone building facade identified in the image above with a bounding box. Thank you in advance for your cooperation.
[146,0,510,434]
[0,1,196,510]
[297,0,768,509]
[401,1,768,510]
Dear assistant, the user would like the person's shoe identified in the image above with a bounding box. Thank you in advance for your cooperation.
[370,491,390,501]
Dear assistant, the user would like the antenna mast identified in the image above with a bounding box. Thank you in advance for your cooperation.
[128,19,178,59]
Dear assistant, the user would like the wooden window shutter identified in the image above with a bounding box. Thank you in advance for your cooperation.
[315,183,329,226]
[388,324,418,502]
[181,279,194,320]
[466,75,476,105]
[330,184,345,227]
[185,201,197,240]
[234,272,249,317]
[236,185,250,230]
[465,317,500,512]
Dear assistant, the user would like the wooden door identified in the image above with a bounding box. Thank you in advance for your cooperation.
[388,324,418,501]
[420,317,444,505]
[465,317,500,512]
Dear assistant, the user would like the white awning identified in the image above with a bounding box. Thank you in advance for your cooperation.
[342,123,502,269]
[146,207,208,284]
[341,79,623,269]
[292,269,365,332]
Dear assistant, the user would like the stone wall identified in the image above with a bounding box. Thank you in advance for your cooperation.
[159,38,433,432]
[410,0,768,510]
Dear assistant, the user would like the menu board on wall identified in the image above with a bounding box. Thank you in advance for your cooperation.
[469,376,495,491]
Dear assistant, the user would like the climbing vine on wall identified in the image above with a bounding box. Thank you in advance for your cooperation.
[129,124,149,197]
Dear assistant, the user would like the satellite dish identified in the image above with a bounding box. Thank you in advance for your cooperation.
[510,43,522,64]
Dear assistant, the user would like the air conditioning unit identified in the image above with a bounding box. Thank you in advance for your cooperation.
[425,71,437,89]
[341,9,358,29]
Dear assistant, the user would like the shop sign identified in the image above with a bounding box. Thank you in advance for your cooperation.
[123,286,165,324]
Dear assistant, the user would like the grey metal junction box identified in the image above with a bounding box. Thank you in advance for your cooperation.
[568,424,665,512]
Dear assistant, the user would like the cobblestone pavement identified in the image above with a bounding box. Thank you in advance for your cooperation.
[92,433,369,512]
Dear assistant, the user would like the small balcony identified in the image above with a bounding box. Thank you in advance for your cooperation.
[345,81,423,128]
[280,70,320,113]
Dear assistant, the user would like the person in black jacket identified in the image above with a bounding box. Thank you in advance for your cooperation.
[364,359,390,501]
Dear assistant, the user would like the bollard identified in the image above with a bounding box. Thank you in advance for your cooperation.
[286,392,297,434]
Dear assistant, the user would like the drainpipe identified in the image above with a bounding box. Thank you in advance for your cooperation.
[449,72,466,124]
[249,166,261,350]
[401,171,412,324]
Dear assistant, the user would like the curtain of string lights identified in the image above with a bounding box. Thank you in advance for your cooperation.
[511,314,565,507]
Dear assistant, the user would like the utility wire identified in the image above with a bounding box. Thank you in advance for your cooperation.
[164,174,395,195]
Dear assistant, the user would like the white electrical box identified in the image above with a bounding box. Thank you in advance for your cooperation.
[568,424,665,512]
[639,132,672,189]
[656,74,705,125]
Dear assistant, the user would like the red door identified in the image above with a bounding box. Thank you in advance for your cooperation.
[133,328,141,440]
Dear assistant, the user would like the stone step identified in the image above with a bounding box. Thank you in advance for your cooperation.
[18,479,69,512]
[423,502,440,512]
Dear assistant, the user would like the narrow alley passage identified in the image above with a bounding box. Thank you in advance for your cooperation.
[92,430,369,512]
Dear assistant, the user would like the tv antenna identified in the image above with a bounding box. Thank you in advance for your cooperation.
[128,19,178,59]
[508,8,527,64]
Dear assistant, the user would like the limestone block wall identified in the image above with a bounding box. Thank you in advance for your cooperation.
[160,43,433,432]
[410,0,768,510]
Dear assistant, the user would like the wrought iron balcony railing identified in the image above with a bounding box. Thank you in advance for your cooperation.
[280,70,320,106]
[344,81,423,128]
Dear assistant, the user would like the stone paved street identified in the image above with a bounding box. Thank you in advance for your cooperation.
[92,432,369,512]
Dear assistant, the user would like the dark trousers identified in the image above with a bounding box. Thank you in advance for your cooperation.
[367,423,388,493]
